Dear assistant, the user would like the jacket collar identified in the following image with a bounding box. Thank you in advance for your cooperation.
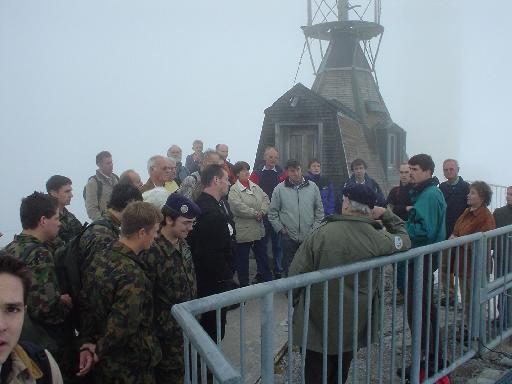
[234,179,256,193]
[113,241,147,269]
[8,345,44,381]
[323,214,383,229]
[411,176,440,194]
[284,177,309,188]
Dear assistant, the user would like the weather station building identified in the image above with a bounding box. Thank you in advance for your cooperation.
[255,0,406,196]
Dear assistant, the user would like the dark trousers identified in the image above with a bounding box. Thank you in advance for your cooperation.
[263,217,283,275]
[305,349,353,384]
[397,261,407,295]
[200,308,227,342]
[235,239,272,286]
[406,261,441,363]
[281,234,301,276]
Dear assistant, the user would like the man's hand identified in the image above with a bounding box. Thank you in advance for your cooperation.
[406,206,413,212]
[77,343,98,376]
[280,228,288,236]
[60,294,73,307]
[255,212,263,221]
[371,206,386,220]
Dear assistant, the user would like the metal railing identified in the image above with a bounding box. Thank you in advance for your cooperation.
[172,224,512,384]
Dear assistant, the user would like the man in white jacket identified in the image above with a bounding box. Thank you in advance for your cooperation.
[268,159,324,276]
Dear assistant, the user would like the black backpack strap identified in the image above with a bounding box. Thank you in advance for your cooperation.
[83,175,103,207]
[93,176,103,207]
[17,341,52,384]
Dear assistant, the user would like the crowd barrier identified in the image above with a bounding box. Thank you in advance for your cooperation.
[172,224,512,384]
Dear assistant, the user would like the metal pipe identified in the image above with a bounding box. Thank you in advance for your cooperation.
[307,0,313,26]
[352,273,359,384]
[288,290,293,383]
[261,293,274,384]
[322,281,328,384]
[338,277,345,384]
[366,269,373,384]
[301,286,311,384]
[240,302,246,381]
[410,256,424,383]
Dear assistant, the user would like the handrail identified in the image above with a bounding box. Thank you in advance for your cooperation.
[172,224,512,384]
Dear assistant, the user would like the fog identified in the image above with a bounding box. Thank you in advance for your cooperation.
[0,1,510,245]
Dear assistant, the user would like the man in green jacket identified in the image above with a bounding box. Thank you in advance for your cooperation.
[405,153,447,376]
[289,184,411,383]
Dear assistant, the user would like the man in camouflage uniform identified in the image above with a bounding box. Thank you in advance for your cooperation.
[46,175,83,243]
[80,201,162,383]
[1,192,76,381]
[146,194,200,383]
[78,183,142,271]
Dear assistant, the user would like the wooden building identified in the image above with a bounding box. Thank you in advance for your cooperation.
[254,8,407,198]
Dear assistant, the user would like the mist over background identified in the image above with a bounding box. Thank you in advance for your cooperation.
[1,1,510,246]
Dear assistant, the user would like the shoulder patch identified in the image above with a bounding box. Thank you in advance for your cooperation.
[394,236,403,250]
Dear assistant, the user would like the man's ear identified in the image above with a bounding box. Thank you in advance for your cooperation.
[137,227,147,239]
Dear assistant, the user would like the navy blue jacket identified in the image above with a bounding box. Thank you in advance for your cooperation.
[439,176,470,238]
[343,174,387,207]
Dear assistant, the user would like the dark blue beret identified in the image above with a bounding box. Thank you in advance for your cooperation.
[342,183,377,209]
[163,194,201,219]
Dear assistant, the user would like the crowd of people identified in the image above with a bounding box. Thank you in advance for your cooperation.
[0,139,511,384]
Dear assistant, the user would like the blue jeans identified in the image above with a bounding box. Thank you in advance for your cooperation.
[263,217,283,275]
[235,239,272,286]
[281,234,302,276]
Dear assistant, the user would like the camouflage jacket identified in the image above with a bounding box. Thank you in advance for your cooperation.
[78,210,120,270]
[80,241,162,370]
[57,207,82,243]
[2,234,71,325]
[146,235,197,338]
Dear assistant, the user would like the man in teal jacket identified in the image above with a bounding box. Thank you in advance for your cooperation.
[404,153,447,378]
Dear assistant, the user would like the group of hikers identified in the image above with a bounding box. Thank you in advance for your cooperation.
[0,139,511,383]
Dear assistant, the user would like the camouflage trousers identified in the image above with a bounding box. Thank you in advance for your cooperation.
[95,361,156,384]
[155,337,184,384]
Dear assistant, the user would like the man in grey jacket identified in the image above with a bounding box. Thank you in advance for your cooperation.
[268,159,324,276]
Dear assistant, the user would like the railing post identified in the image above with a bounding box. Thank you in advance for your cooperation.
[261,293,274,384]
[473,236,485,354]
[411,255,424,384]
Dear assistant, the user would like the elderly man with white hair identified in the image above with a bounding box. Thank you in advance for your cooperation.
[289,184,411,384]
[140,155,177,194]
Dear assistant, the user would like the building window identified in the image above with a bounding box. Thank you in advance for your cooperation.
[387,133,397,167]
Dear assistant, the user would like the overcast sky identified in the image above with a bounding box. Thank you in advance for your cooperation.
[0,1,509,245]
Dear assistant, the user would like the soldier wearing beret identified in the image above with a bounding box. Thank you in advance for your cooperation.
[145,194,200,383]
[289,184,411,384]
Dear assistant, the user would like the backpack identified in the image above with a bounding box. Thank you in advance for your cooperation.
[53,220,111,302]
[82,174,120,204]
